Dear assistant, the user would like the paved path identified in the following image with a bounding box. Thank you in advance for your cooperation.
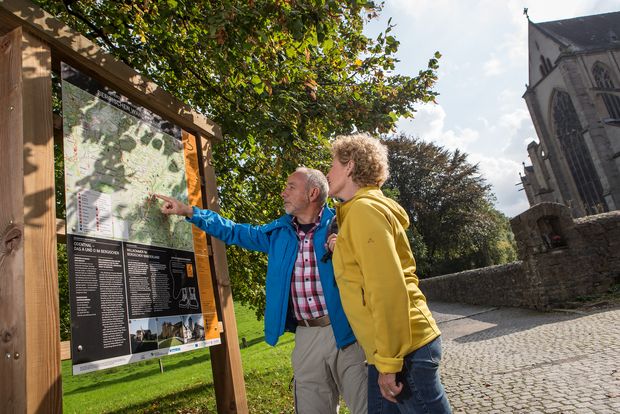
[429,302,620,414]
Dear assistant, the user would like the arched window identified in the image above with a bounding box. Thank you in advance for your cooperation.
[592,63,620,119]
[552,90,607,214]
[539,55,552,76]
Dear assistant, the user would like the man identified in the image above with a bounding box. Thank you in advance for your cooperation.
[154,167,367,414]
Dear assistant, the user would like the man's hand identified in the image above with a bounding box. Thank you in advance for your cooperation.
[378,372,403,403]
[153,194,193,218]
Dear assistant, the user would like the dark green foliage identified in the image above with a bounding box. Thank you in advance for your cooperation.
[382,134,517,277]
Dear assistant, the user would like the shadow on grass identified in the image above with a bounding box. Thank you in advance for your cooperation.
[65,351,212,396]
[106,365,296,414]
[108,382,216,414]
[240,336,265,348]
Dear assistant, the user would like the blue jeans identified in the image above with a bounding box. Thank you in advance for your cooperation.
[368,337,452,414]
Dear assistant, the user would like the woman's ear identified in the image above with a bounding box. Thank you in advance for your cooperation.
[346,160,354,177]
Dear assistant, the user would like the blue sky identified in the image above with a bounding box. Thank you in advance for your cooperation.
[365,0,619,217]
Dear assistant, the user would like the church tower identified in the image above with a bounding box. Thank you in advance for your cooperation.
[521,12,620,217]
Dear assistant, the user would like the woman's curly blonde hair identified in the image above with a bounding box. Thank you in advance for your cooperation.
[331,133,389,187]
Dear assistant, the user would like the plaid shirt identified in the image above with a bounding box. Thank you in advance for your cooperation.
[291,209,328,321]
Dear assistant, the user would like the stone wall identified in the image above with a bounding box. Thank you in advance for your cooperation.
[420,203,620,310]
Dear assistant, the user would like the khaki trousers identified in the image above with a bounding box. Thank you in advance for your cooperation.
[292,325,368,414]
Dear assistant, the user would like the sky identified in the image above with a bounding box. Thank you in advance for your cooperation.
[365,0,620,217]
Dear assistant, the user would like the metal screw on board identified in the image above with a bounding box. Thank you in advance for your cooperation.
[5,353,11,359]
[9,106,14,111]
[14,352,20,360]
[77,345,83,351]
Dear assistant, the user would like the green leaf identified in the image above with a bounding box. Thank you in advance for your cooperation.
[322,38,334,52]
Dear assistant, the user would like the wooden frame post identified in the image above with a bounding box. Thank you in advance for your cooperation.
[21,29,61,412]
[0,26,27,414]
[0,26,61,413]
[200,135,249,413]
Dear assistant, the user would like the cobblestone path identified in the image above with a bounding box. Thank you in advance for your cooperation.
[430,302,620,414]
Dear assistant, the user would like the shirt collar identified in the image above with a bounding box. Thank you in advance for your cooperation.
[292,206,325,231]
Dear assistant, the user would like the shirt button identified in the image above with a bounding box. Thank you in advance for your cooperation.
[305,241,308,244]
[305,278,309,281]
[308,298,312,301]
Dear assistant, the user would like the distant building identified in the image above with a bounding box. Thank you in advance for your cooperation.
[521,11,620,217]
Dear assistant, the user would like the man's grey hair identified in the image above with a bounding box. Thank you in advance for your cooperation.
[295,166,329,204]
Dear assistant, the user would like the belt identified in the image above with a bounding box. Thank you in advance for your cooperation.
[297,315,331,327]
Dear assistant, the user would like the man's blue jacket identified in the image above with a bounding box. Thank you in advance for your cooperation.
[187,206,356,349]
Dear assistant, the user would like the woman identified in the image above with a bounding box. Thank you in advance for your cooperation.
[326,133,451,414]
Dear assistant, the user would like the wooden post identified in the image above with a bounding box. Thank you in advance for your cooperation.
[200,136,249,414]
[21,30,61,412]
[0,26,27,414]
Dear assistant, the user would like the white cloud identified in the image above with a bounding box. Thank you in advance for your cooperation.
[497,89,522,111]
[498,108,531,131]
[400,103,480,152]
[469,153,530,217]
[387,0,460,19]
[483,57,504,76]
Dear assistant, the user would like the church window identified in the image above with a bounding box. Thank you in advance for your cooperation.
[539,55,554,77]
[551,90,607,214]
[592,63,620,119]
[539,55,550,76]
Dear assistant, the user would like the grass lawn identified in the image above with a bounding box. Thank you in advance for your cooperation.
[62,303,299,413]
[158,337,184,348]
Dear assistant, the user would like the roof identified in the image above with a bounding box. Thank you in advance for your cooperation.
[535,11,620,52]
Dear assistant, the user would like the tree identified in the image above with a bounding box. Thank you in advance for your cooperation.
[382,134,516,277]
[37,0,440,316]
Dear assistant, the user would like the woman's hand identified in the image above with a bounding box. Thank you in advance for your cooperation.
[326,233,338,252]
[378,372,403,403]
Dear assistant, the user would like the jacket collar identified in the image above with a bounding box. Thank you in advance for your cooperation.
[335,187,382,219]
[264,205,333,232]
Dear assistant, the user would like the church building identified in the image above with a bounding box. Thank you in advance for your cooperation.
[521,11,620,217]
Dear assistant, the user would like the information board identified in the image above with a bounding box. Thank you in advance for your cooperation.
[62,63,220,375]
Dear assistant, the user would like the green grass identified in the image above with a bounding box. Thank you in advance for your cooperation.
[158,337,184,348]
[62,303,298,413]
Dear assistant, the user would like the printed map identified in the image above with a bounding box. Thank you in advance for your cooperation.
[63,81,194,251]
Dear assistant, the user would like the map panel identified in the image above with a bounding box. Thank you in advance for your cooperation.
[63,80,193,251]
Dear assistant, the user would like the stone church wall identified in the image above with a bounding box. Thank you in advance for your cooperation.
[420,203,620,310]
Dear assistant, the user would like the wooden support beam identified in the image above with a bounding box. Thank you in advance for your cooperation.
[201,136,248,414]
[21,30,62,413]
[0,26,27,414]
[60,341,71,361]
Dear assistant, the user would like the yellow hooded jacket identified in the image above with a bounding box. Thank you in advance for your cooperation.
[333,187,441,374]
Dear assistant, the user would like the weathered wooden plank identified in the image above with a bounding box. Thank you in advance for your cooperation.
[200,136,248,414]
[0,26,26,414]
[21,30,62,413]
[0,0,222,141]
[59,341,71,361]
